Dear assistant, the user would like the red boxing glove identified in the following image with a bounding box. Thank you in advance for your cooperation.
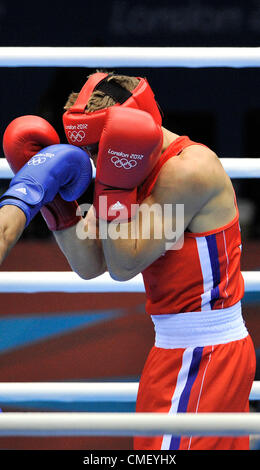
[94,107,163,221]
[3,115,80,231]
[3,115,60,172]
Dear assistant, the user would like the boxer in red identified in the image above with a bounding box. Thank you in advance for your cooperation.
[0,72,256,450]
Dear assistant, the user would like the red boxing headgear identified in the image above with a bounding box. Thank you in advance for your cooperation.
[63,72,162,147]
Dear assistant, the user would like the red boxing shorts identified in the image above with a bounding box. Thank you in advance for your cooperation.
[134,302,256,450]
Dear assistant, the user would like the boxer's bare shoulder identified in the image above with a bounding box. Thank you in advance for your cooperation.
[152,144,221,205]
[150,143,236,233]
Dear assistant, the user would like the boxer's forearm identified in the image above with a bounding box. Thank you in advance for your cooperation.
[101,228,141,281]
[0,205,26,264]
[53,223,107,279]
[100,213,168,281]
[100,198,185,281]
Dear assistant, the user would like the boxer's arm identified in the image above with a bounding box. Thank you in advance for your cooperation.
[0,202,106,277]
[101,154,217,280]
[0,205,26,264]
[53,206,107,279]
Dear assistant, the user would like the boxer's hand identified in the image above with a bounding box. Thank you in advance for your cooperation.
[93,107,163,221]
[0,144,92,227]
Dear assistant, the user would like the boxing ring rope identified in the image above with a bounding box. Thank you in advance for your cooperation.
[0,270,259,293]
[2,158,260,179]
[0,412,260,437]
[0,381,259,403]
[1,47,260,68]
[1,47,260,439]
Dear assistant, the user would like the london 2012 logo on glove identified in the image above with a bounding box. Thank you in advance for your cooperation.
[108,147,144,170]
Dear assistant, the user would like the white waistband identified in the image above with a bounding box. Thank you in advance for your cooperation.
[151,302,248,349]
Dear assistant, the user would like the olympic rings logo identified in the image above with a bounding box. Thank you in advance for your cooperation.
[68,130,86,143]
[111,156,138,170]
[28,154,54,166]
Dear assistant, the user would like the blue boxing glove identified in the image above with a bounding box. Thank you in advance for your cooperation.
[0,144,92,227]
